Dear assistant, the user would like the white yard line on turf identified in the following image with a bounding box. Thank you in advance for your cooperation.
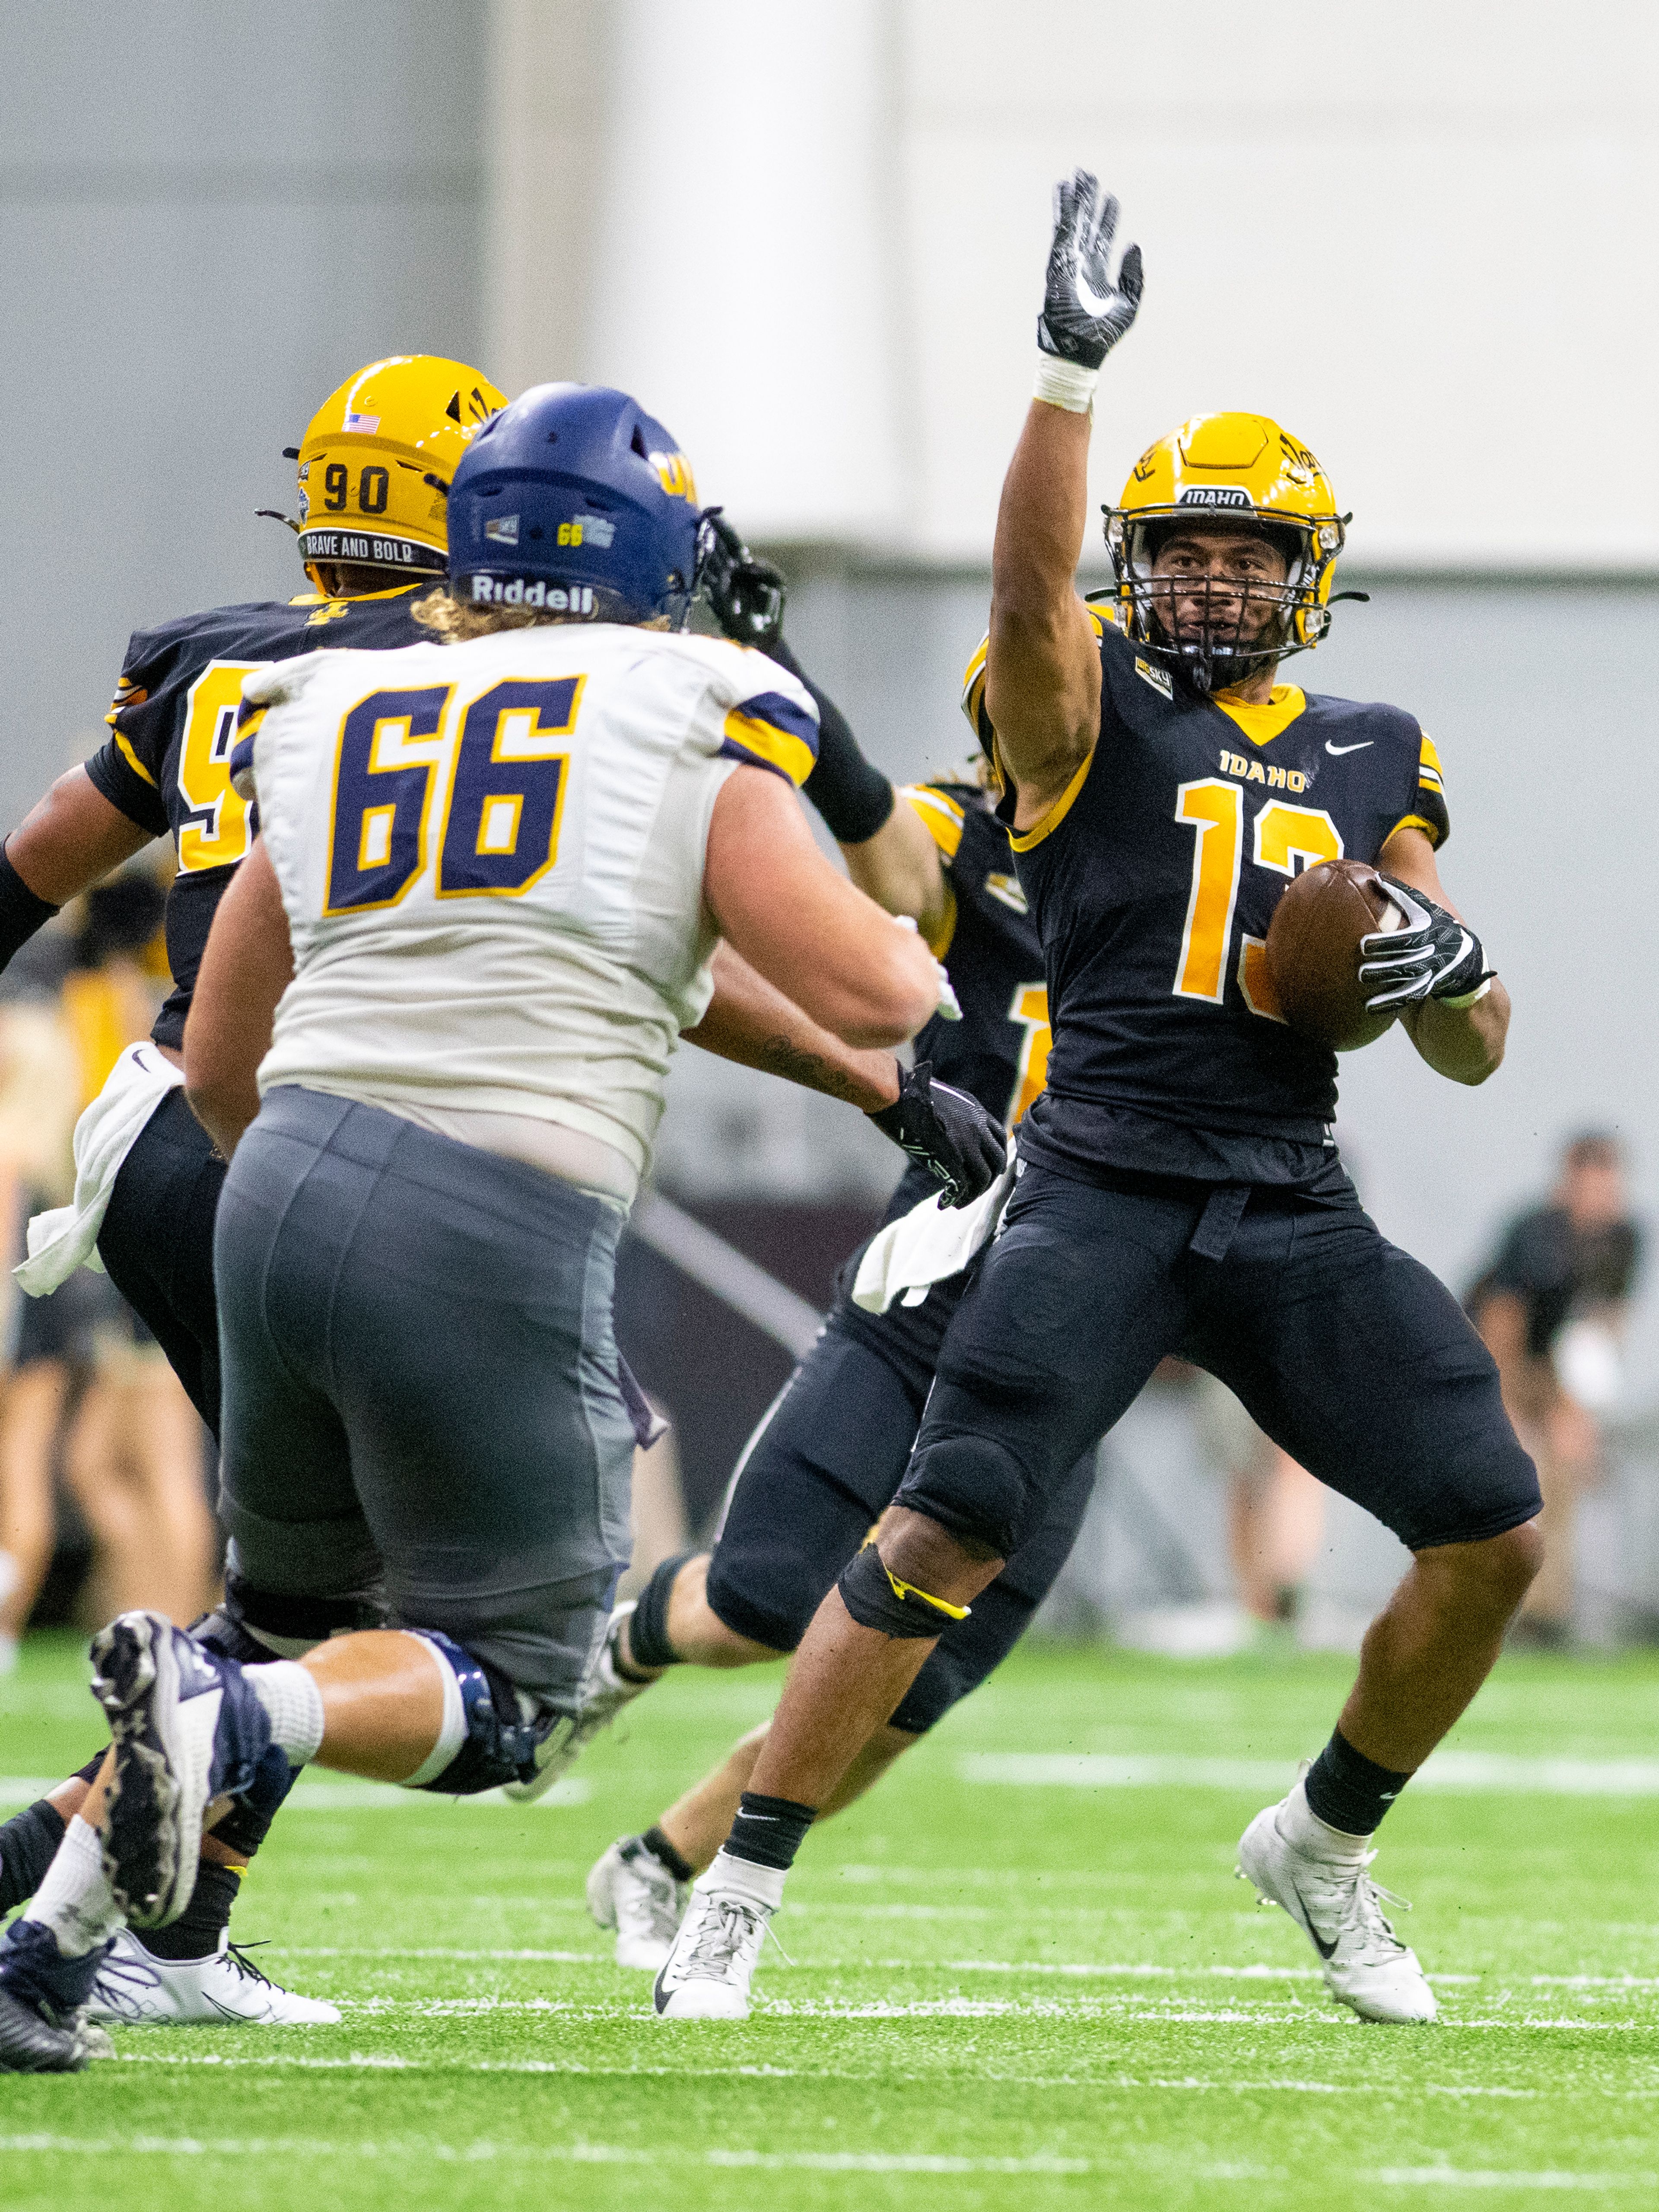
[0,2136,1089,2174]
[268,1948,1494,1992]
[110,2055,1558,2098]
[296,1989,1658,2029]
[1372,2172,1659,2192]
[5,2137,1653,2188]
[960,1752,1659,1796]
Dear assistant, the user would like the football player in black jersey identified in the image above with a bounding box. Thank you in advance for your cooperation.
[653,175,1543,2028]
[0,355,506,2029]
[579,521,1097,1971]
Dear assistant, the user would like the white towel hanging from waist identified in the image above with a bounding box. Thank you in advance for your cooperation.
[16,1044,186,1296]
[851,1159,1018,1316]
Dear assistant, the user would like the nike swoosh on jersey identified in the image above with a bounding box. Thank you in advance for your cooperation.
[1325,740,1374,756]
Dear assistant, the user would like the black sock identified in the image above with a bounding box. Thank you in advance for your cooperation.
[637,1825,694,1885]
[139,1862,244,1962]
[0,1801,67,1914]
[724,1790,816,1873]
[627,1551,697,1673]
[1303,1728,1412,1837]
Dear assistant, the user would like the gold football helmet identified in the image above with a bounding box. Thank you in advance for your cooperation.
[1103,413,1350,690]
[283,356,505,586]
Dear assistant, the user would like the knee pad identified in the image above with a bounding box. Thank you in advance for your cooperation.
[216,1569,386,1661]
[837,1543,970,1640]
[897,1435,1029,1560]
[401,1631,560,1796]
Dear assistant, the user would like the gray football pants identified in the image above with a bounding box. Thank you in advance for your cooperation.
[214,1085,635,1711]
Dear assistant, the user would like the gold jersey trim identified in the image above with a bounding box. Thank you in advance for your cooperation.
[1009,743,1095,853]
[1211,684,1307,747]
[901,783,965,861]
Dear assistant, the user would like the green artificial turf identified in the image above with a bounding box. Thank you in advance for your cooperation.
[3,1628,1659,2211]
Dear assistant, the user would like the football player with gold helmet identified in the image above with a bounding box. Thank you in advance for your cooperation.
[653,174,1541,2031]
[0,356,503,2032]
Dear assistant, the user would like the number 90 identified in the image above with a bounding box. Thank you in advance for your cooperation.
[323,463,391,515]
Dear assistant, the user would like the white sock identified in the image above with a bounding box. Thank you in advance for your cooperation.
[704,1847,786,1913]
[24,1816,123,1958]
[1278,1776,1370,1860]
[245,1660,325,1764]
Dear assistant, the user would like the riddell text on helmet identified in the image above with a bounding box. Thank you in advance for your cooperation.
[468,578,596,611]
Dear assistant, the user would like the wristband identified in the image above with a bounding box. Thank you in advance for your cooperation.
[1439,973,1494,1011]
[0,841,60,969]
[1033,355,1098,413]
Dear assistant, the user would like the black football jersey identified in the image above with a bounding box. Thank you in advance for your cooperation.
[832,780,1049,1384]
[982,616,1449,1187]
[85,584,431,1049]
[902,781,1048,1131]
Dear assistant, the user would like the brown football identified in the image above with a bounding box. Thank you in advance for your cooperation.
[1263,858,1405,1053]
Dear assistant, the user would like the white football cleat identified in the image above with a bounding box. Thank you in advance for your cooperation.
[1237,1780,1437,2024]
[85,1928,341,2028]
[653,1853,783,2021]
[588,1836,690,1970]
[500,1602,652,1802]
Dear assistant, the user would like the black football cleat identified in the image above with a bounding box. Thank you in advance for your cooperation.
[0,1921,115,2072]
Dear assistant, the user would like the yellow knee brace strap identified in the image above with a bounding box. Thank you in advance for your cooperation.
[837,1544,970,1639]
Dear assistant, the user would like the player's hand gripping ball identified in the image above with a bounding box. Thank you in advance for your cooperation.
[1356,876,1489,1011]
[1038,169,1144,368]
[1264,859,1408,1052]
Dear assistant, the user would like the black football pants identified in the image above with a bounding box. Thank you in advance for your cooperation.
[897,1160,1542,1563]
[97,1087,226,1437]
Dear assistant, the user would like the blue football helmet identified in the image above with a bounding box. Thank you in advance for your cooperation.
[445,382,704,625]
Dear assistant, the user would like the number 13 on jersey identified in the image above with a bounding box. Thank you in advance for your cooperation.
[325,677,582,915]
[1173,779,1341,1017]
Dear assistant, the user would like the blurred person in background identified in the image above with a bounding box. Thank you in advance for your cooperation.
[0,983,82,1668]
[0,877,214,1666]
[1468,1133,1642,1645]
[56,876,215,1629]
[1192,1370,1326,1631]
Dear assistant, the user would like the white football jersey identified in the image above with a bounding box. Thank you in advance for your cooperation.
[232,621,819,1185]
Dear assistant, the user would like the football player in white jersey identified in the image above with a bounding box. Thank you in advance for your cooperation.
[0,383,953,2072]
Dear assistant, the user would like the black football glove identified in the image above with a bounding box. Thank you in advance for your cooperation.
[699,509,785,648]
[868,1061,1007,1211]
[1357,877,1491,1011]
[1038,168,1144,368]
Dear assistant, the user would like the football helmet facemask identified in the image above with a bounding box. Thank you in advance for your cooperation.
[1104,413,1351,695]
